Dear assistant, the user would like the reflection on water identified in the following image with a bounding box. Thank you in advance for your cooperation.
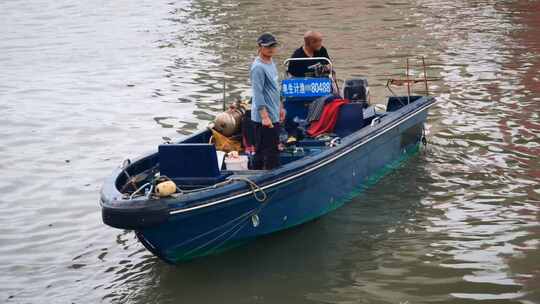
[0,0,538,303]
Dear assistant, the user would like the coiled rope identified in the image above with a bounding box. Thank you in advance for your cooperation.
[229,176,267,203]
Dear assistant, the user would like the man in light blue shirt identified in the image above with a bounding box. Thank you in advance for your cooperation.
[250,33,284,170]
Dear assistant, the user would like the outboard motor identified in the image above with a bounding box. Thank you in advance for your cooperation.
[343,78,369,103]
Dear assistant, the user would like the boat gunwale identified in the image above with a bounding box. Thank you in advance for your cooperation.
[167,96,435,214]
[100,96,435,215]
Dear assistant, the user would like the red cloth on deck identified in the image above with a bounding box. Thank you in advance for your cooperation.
[307,98,349,137]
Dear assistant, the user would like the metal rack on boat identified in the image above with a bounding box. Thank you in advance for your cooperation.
[385,56,439,105]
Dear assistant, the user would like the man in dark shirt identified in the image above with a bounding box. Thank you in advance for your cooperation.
[287,31,331,77]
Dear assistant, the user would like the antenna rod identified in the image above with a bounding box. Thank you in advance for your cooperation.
[222,78,227,111]
[406,57,411,104]
[422,56,429,96]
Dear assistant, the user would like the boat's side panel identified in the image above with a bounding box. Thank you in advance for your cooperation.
[138,107,430,263]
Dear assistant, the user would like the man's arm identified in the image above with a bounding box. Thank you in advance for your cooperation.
[279,100,285,122]
[321,46,330,59]
[251,66,273,128]
[320,47,333,73]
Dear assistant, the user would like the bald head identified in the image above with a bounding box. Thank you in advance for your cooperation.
[303,31,323,52]
[304,31,322,43]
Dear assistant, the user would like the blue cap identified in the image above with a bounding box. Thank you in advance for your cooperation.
[257,33,278,47]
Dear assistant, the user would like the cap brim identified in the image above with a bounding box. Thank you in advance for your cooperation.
[260,42,279,47]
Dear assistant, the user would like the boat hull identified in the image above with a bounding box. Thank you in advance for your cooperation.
[135,105,431,263]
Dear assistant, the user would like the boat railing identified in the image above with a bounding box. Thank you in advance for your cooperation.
[283,57,333,79]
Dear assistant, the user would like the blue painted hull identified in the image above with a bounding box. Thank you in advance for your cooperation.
[129,99,434,263]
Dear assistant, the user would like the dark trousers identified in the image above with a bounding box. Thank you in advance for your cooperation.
[253,123,280,170]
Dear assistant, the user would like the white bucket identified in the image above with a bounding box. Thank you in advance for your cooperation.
[224,155,249,170]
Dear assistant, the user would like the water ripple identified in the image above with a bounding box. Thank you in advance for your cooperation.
[1,0,539,303]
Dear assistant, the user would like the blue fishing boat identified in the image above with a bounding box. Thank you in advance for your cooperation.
[100,57,436,264]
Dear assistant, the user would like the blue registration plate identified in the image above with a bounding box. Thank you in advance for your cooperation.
[281,78,332,98]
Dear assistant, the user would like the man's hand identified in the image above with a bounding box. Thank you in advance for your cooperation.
[279,108,286,123]
[262,116,274,128]
[259,106,274,128]
[322,64,332,73]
